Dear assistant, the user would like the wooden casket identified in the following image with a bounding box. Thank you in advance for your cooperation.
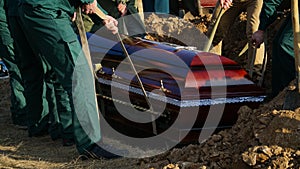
[199,0,218,8]
[88,34,266,143]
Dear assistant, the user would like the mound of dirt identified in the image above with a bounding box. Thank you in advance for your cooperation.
[140,12,300,169]
[140,89,300,168]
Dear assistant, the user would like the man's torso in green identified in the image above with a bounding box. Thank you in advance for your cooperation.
[12,0,94,17]
[0,0,13,45]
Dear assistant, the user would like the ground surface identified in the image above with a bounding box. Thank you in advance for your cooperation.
[0,12,300,169]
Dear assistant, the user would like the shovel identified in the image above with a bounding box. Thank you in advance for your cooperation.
[203,1,225,52]
[283,0,300,110]
[248,46,257,78]
[257,40,268,87]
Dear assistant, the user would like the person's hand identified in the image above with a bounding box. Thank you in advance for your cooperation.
[81,0,97,14]
[220,0,233,10]
[71,12,76,22]
[252,30,264,48]
[117,3,127,16]
[103,15,118,34]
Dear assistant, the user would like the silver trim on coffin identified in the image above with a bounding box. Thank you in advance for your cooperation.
[97,78,266,107]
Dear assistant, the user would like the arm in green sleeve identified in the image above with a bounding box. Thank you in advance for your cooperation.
[258,0,283,31]
[79,0,94,4]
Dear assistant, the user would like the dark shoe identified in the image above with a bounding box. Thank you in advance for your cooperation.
[13,119,28,130]
[28,123,49,137]
[82,143,126,160]
[14,124,28,130]
[28,129,48,137]
[49,123,62,141]
[62,138,75,146]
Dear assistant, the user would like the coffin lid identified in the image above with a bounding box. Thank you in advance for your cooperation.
[199,0,218,7]
[88,34,265,105]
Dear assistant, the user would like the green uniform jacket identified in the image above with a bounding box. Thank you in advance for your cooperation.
[0,0,12,44]
[6,0,18,16]
[18,0,94,16]
[258,0,284,31]
[258,0,299,96]
[258,0,300,31]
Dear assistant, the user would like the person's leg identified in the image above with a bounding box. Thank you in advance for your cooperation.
[53,79,74,145]
[154,0,169,13]
[44,68,61,140]
[272,17,295,96]
[211,3,243,55]
[142,0,155,12]
[0,43,27,126]
[44,60,74,144]
[182,0,198,16]
[245,0,264,71]
[18,4,100,153]
[169,0,179,16]
[9,16,50,136]
[42,59,73,142]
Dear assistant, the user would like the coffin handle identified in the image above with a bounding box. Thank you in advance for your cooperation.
[112,67,122,79]
[160,80,171,93]
[94,63,105,75]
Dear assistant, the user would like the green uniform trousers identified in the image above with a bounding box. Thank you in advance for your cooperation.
[271,15,295,96]
[9,15,73,140]
[0,0,26,126]
[18,4,100,153]
[8,16,52,136]
[43,60,73,140]
[0,43,27,126]
[6,0,73,139]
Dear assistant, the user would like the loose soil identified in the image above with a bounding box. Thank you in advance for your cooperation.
[0,11,299,169]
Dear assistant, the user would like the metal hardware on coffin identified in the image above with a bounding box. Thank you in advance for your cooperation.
[160,80,171,93]
[111,67,121,79]
[94,63,105,75]
[96,93,165,116]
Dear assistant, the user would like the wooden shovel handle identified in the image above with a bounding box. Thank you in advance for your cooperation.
[291,0,300,92]
[95,6,107,20]
[203,1,224,52]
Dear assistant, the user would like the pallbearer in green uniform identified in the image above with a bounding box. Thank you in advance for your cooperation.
[7,0,71,140]
[0,0,26,127]
[14,0,122,158]
[252,0,300,97]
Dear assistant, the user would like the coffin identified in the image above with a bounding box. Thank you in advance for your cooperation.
[88,34,265,143]
[199,0,218,8]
